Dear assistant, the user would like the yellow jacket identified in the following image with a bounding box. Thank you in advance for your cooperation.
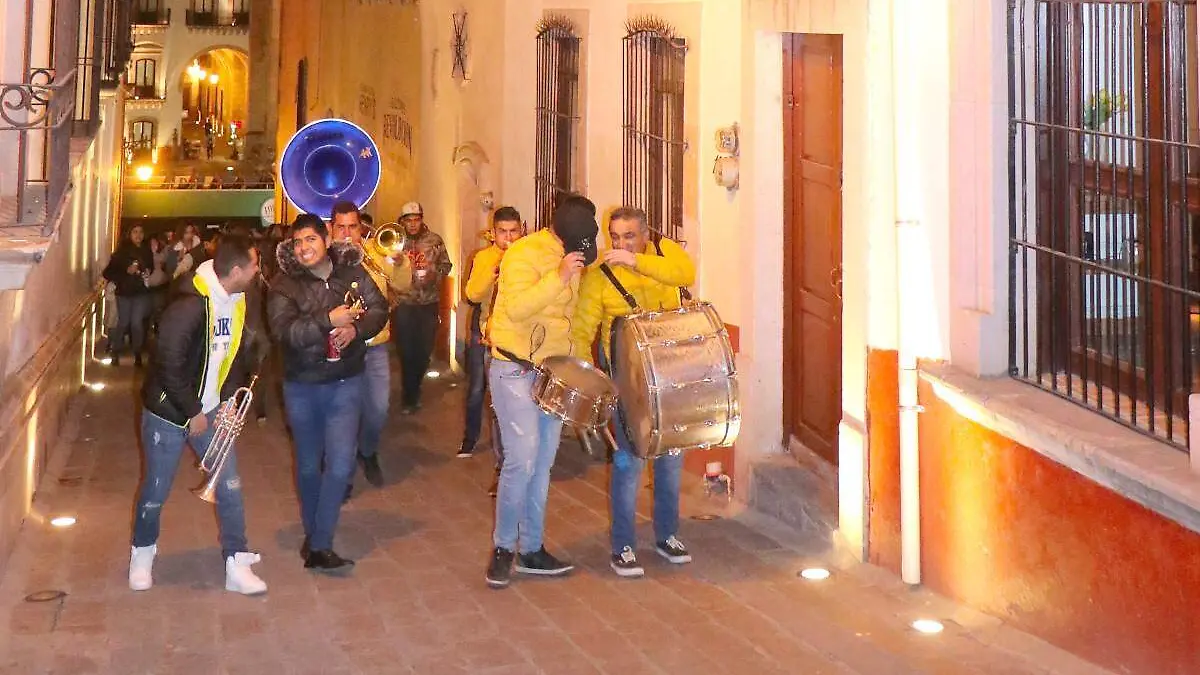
[361,245,412,346]
[464,244,503,338]
[490,229,581,364]
[571,236,695,363]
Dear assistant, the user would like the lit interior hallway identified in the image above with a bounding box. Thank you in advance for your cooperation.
[0,357,1113,674]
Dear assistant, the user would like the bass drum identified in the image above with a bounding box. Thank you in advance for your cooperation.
[610,302,739,458]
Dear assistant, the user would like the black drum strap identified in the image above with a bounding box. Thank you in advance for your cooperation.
[600,263,638,310]
[495,347,536,371]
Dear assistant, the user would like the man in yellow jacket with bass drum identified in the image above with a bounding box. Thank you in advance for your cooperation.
[484,195,598,589]
[570,206,696,578]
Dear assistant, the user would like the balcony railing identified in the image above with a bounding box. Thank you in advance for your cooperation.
[132,7,170,26]
[186,9,250,29]
[0,68,78,231]
[128,83,163,100]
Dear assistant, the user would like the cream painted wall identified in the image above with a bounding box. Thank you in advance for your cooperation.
[0,92,123,377]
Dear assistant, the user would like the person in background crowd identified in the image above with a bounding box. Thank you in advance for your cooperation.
[102,224,155,367]
[390,202,452,414]
[146,234,171,332]
[459,207,523,499]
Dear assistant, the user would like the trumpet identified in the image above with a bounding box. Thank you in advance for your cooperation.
[191,374,258,503]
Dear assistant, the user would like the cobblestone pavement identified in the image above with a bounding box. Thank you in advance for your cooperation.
[0,357,1111,674]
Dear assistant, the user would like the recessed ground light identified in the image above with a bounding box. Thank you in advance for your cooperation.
[799,568,831,581]
[87,382,106,391]
[99,357,113,366]
[911,619,944,634]
[50,516,76,528]
[426,370,441,379]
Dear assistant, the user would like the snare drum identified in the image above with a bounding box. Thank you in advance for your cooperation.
[610,302,740,457]
[531,355,619,430]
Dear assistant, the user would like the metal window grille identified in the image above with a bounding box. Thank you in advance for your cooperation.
[1009,0,1200,448]
[622,19,686,242]
[534,17,580,230]
[187,0,249,28]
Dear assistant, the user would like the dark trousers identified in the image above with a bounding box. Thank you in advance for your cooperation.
[463,325,503,460]
[111,294,153,355]
[392,303,439,407]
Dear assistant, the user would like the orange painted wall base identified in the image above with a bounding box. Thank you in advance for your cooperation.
[914,377,1200,675]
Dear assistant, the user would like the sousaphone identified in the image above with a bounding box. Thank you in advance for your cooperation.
[279,118,382,217]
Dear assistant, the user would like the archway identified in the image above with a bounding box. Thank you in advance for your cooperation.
[177,47,249,162]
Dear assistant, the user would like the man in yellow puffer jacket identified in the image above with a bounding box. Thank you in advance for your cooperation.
[570,206,697,579]
[484,195,598,589]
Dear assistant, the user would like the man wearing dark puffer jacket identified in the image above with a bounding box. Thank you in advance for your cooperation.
[268,213,389,573]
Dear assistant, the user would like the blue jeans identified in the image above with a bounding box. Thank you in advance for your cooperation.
[599,350,683,554]
[283,376,363,551]
[489,359,563,553]
[463,326,503,460]
[358,345,390,458]
[111,294,153,355]
[132,409,248,559]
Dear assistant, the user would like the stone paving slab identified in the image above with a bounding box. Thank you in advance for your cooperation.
[0,358,1113,674]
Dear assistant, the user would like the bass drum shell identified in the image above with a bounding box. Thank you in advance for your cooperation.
[611,302,739,457]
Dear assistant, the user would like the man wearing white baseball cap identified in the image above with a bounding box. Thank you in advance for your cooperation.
[392,201,452,413]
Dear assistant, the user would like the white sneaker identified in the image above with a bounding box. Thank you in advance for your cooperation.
[129,545,156,591]
[225,552,267,595]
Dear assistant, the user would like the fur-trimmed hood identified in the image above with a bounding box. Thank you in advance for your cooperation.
[275,240,364,277]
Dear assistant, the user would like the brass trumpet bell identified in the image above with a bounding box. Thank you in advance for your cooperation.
[191,472,220,503]
[366,223,405,257]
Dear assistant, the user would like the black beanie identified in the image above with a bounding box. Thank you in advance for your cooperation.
[552,196,599,265]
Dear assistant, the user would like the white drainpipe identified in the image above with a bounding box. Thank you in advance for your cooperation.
[892,0,923,587]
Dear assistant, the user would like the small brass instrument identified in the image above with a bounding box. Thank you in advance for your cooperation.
[359,223,410,308]
[191,374,258,503]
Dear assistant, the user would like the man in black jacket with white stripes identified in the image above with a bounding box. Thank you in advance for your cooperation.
[130,234,267,595]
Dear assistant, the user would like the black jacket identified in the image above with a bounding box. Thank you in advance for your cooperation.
[141,271,260,426]
[102,241,154,296]
[267,241,389,383]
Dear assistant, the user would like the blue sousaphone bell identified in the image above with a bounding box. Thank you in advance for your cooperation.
[279,118,382,218]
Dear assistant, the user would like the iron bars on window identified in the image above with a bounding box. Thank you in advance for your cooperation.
[534,16,581,231]
[622,17,686,242]
[1009,0,1200,449]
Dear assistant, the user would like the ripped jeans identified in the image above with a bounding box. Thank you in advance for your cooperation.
[489,359,563,554]
[132,409,248,559]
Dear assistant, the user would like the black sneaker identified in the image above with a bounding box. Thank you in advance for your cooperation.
[610,547,645,578]
[361,455,384,487]
[300,536,310,560]
[485,548,515,588]
[304,549,355,573]
[133,354,143,368]
[456,442,474,459]
[655,536,692,564]
[515,547,574,576]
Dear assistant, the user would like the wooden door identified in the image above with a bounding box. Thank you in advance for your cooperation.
[782,33,844,464]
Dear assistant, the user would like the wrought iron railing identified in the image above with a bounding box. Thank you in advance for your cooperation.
[622,18,686,242]
[533,16,581,231]
[1009,0,1200,449]
[186,0,249,28]
[0,68,78,231]
[132,7,170,25]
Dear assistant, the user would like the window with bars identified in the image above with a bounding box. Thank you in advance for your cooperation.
[1009,0,1200,448]
[534,16,581,230]
[622,18,686,242]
